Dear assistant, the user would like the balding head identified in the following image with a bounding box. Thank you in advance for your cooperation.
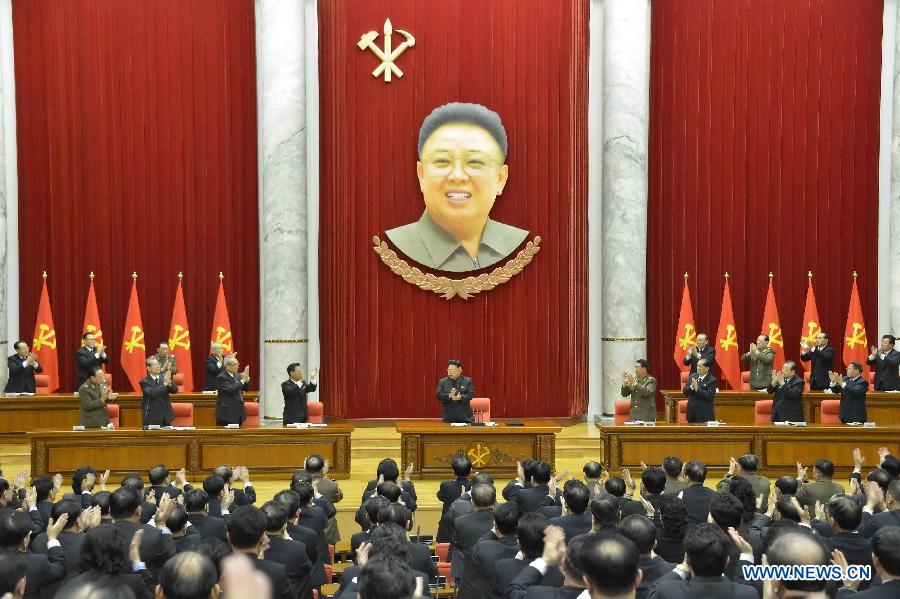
[158,551,219,599]
[764,530,830,593]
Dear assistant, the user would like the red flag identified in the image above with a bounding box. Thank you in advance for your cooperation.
[81,274,106,375]
[715,274,741,390]
[800,272,822,371]
[674,273,697,372]
[168,274,194,391]
[760,274,784,369]
[120,274,147,391]
[32,272,59,392]
[843,273,869,374]
[210,273,235,354]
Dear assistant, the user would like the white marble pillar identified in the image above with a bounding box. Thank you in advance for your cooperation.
[888,0,900,336]
[599,0,651,415]
[0,0,18,389]
[257,0,310,418]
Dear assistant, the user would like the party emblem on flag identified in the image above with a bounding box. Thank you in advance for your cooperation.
[34,324,56,351]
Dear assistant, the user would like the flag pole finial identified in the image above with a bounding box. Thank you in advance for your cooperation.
[178,271,184,281]
[42,271,47,280]
[768,272,773,281]
[684,271,689,280]
[852,270,857,279]
[89,271,95,281]
[132,272,138,280]
[724,272,729,279]
[808,270,813,279]
[219,272,224,281]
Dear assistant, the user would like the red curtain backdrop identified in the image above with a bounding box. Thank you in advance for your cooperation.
[14,0,259,392]
[318,0,589,418]
[648,0,882,395]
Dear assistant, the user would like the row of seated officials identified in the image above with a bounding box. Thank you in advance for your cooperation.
[1,448,900,599]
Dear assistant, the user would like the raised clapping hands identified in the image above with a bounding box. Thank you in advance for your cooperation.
[241,366,250,383]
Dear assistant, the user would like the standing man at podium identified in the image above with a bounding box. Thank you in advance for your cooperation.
[682,358,717,423]
[437,359,474,423]
[683,333,715,374]
[75,332,109,389]
[140,357,178,427]
[800,332,835,390]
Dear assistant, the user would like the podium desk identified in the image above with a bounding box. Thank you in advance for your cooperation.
[396,420,561,479]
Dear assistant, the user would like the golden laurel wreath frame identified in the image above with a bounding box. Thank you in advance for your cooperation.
[372,235,542,300]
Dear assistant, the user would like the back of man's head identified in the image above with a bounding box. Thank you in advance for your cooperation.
[814,459,835,479]
[872,526,900,578]
[684,460,707,483]
[471,483,496,509]
[662,456,683,479]
[825,495,862,531]
[583,461,603,480]
[32,476,54,502]
[291,470,313,487]
[186,490,210,513]
[880,455,900,478]
[764,529,830,593]
[709,492,743,531]
[516,513,551,559]
[774,475,798,497]
[294,482,314,506]
[194,538,232,580]
[494,502,522,536]
[304,455,325,474]
[166,506,189,535]
[0,549,26,597]
[590,494,620,527]
[775,497,802,523]
[683,523,729,576]
[358,556,415,599]
[55,575,137,599]
[212,466,233,483]
[364,495,390,526]
[604,477,626,498]
[580,533,640,597]
[532,462,552,485]
[273,490,302,520]
[564,481,591,515]
[472,472,494,487]
[368,524,410,563]
[451,455,472,478]
[158,551,218,599]
[261,501,289,533]
[376,459,400,483]
[617,515,656,555]
[376,503,411,529]
[52,500,83,531]
[202,475,225,498]
[641,467,667,496]
[149,464,169,486]
[376,481,401,503]
[120,474,144,491]
[737,453,760,473]
[109,487,142,519]
[227,505,265,550]
[866,468,893,493]
[91,491,111,517]
[888,479,900,505]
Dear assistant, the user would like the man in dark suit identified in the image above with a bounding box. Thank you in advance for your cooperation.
[185,490,228,541]
[0,511,67,599]
[281,363,319,425]
[215,356,250,426]
[24,501,83,584]
[766,360,805,422]
[109,486,175,573]
[74,332,109,390]
[4,341,42,394]
[436,359,475,423]
[261,500,313,599]
[683,333,716,374]
[226,505,295,599]
[514,462,561,513]
[801,331,836,390]
[273,489,324,589]
[821,495,873,588]
[836,526,900,598]
[437,455,472,542]
[139,357,178,427]
[294,482,330,568]
[506,527,589,599]
[758,528,831,599]
[493,513,564,595]
[617,515,675,599]
[867,334,900,391]
[829,361,869,423]
[466,503,522,599]
[204,342,227,391]
[858,479,900,538]
[550,481,592,541]
[213,465,257,508]
[452,483,497,582]
[679,460,717,524]
[682,358,717,423]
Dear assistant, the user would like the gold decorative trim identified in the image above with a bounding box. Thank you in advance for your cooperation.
[372,235,542,299]
[264,339,309,343]
[600,337,646,342]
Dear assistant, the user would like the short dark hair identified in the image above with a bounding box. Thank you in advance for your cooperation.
[563,481,591,515]
[634,358,649,369]
[684,460,707,483]
[583,461,603,479]
[82,332,94,341]
[56,575,136,599]
[737,454,760,472]
[814,459,835,478]
[11,341,26,351]
[531,462,552,485]
[590,494,620,527]
[516,513,550,559]
[159,551,218,599]
[872,526,900,577]
[166,505,189,534]
[91,366,104,378]
[451,455,472,477]
[447,359,462,368]
[472,472,494,486]
[376,481,401,503]
[641,467,666,496]
[765,529,830,592]
[291,470,313,487]
[287,363,301,376]
[0,549,27,595]
[493,502,522,536]
[261,500,290,532]
[149,464,169,485]
[213,465,233,483]
[658,494,688,539]
[227,505,266,549]
[72,466,97,494]
[185,490,210,513]
[368,523,409,562]
[563,533,590,580]
[376,503,411,528]
[121,474,144,491]
[888,479,900,502]
[662,456,683,478]
[604,477,626,498]
[580,533,640,596]
[866,468,893,493]
[157,340,169,349]
[194,538,232,579]
[375,459,400,483]
[709,492,743,530]
[697,358,711,368]
[294,482,314,506]
[109,487,142,519]
[32,475,54,502]
[775,497,802,522]
[881,455,900,478]
[80,525,128,575]
[820,332,830,340]
[618,514,657,554]
[202,475,226,498]
[364,496,390,525]
[775,475,798,496]
[471,483,496,508]
[883,334,897,346]
[358,556,416,599]
[91,491,111,516]
[725,476,757,523]
[0,513,31,548]
[784,360,797,372]
[418,103,508,160]
[848,361,863,372]
[684,523,730,576]
[51,500,83,530]
[273,490,302,519]
[305,455,325,474]
[825,495,862,531]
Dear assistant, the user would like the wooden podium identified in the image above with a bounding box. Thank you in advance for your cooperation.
[396,420,561,479]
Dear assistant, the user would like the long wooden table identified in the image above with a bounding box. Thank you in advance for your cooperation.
[662,391,900,425]
[597,423,900,477]
[29,425,352,480]
[396,420,561,479]
[0,392,259,433]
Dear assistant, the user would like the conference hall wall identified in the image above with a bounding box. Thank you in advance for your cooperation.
[15,1,260,392]
[648,0,882,403]
[318,0,589,418]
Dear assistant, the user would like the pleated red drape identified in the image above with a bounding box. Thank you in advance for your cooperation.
[648,0,882,395]
[14,0,259,392]
[318,1,589,418]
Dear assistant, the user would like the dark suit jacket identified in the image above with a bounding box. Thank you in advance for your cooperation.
[830,376,869,423]
[30,531,82,597]
[287,522,324,587]
[409,541,439,582]
[826,532,873,569]
[5,354,42,393]
[549,512,592,542]
[451,509,495,578]
[683,345,716,373]
[858,508,900,538]
[647,571,758,599]
[654,533,685,565]
[215,371,249,424]
[298,504,330,564]
[436,375,475,423]
[767,375,805,422]
[514,483,560,513]
[637,555,676,599]
[464,535,518,599]
[187,513,228,541]
[139,375,178,426]
[494,558,564,598]
[837,579,900,598]
[680,484,718,524]
[204,355,225,391]
[74,346,109,390]
[867,348,900,391]
[506,563,584,599]
[682,374,717,423]
[282,379,318,424]
[265,536,313,599]
[112,519,175,572]
[801,345,836,390]
[437,477,471,542]
[24,546,66,599]
[251,556,295,599]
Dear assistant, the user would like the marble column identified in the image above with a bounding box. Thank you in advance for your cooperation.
[257,0,309,418]
[890,0,900,336]
[0,0,16,389]
[599,0,651,415]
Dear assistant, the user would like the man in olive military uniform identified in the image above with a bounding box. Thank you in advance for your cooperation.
[79,367,115,427]
[795,459,844,509]
[620,359,657,422]
[716,454,771,508]
[740,334,776,390]
[149,340,178,376]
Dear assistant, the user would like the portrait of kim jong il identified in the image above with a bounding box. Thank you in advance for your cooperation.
[384,102,529,273]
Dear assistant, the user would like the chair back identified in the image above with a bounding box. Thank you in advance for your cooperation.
[754,399,773,424]
[172,403,194,427]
